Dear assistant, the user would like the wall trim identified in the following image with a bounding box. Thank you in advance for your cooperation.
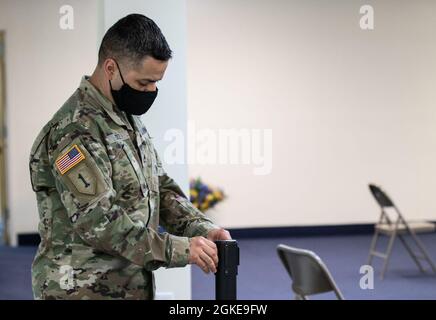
[17,223,375,246]
[228,224,376,239]
[17,233,40,246]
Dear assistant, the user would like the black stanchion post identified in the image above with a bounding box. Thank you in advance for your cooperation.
[215,240,239,300]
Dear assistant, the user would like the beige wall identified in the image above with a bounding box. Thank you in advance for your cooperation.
[0,0,102,245]
[187,0,436,228]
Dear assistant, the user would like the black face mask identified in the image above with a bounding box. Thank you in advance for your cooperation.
[109,60,158,116]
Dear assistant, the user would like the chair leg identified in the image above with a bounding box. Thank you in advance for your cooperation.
[380,232,396,280]
[367,231,380,266]
[408,232,436,273]
[398,235,425,273]
[334,288,345,300]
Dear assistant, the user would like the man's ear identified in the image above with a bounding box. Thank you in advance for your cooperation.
[103,58,116,80]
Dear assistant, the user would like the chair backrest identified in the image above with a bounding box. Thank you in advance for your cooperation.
[368,183,408,225]
[369,184,394,208]
[277,244,344,300]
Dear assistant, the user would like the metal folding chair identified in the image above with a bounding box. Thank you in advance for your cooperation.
[367,184,436,279]
[277,244,344,300]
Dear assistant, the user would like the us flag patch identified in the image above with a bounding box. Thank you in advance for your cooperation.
[55,144,85,175]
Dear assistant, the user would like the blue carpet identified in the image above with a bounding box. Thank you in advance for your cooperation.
[0,246,35,300]
[192,234,436,300]
[1,233,436,300]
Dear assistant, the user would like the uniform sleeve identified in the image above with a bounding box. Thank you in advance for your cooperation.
[157,154,220,238]
[48,126,190,271]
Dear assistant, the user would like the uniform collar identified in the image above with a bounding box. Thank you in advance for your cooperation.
[79,76,134,131]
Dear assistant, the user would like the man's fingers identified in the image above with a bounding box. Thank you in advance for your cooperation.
[202,244,219,266]
[188,236,221,274]
[200,251,216,273]
[222,229,232,240]
[204,238,218,250]
[197,257,210,274]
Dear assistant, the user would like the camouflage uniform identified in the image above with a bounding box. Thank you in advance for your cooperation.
[29,76,219,300]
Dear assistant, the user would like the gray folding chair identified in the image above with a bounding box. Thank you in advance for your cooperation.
[277,244,344,300]
[368,184,436,279]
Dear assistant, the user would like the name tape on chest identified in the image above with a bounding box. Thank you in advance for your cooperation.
[55,144,85,175]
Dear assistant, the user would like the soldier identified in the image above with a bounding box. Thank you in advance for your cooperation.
[29,13,231,300]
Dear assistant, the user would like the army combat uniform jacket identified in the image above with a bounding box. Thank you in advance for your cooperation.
[29,76,218,299]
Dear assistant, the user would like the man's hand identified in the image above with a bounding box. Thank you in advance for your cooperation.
[188,236,218,274]
[207,228,232,242]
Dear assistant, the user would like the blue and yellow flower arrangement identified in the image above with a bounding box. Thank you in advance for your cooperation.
[189,178,225,212]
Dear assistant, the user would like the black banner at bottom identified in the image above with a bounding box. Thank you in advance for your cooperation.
[0,300,434,319]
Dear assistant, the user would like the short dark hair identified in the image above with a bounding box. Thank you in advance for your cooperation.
[98,14,172,67]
